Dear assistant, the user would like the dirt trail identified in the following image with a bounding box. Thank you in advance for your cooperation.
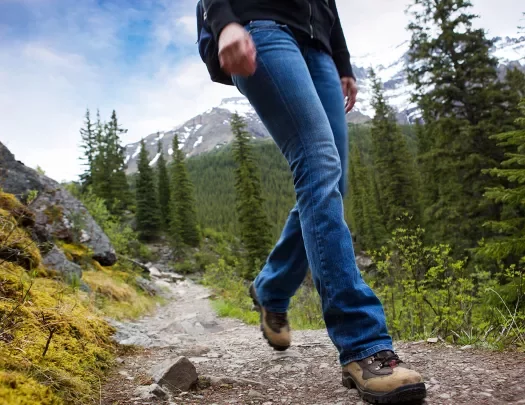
[101,277,525,405]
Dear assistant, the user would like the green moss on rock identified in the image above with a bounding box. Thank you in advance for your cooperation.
[0,208,41,271]
[0,192,35,227]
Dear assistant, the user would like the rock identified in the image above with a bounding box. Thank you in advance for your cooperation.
[136,276,162,296]
[427,337,439,343]
[160,272,185,282]
[42,246,82,281]
[355,254,373,269]
[151,356,198,393]
[460,344,473,350]
[147,266,162,277]
[151,384,168,398]
[135,384,168,400]
[0,142,117,266]
[439,393,451,399]
[248,389,265,399]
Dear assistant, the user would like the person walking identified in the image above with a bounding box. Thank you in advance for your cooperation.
[203,1,426,403]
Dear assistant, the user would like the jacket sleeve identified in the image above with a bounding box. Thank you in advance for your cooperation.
[202,0,241,42]
[329,0,355,80]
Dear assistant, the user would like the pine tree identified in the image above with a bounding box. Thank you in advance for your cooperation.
[106,110,132,213]
[156,138,171,231]
[407,0,516,251]
[79,109,96,189]
[90,110,132,214]
[478,100,525,262]
[135,139,161,241]
[170,135,200,247]
[369,69,419,231]
[348,142,385,250]
[91,112,110,202]
[231,113,272,276]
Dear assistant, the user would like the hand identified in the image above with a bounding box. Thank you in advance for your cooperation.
[341,77,358,113]
[218,23,257,77]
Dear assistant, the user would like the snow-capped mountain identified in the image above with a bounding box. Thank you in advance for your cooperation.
[124,36,525,173]
[124,98,269,173]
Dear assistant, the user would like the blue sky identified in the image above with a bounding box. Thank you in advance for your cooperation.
[0,0,522,181]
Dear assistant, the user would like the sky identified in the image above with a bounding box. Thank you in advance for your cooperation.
[0,0,523,182]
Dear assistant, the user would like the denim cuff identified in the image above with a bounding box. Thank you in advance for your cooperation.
[340,343,394,365]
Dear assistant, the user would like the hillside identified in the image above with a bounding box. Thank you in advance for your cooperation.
[185,124,418,242]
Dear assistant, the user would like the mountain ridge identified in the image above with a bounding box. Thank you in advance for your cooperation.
[124,35,525,173]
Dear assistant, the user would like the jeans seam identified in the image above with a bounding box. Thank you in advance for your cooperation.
[256,49,333,304]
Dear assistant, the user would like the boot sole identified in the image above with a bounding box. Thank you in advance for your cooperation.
[249,285,290,352]
[342,372,426,404]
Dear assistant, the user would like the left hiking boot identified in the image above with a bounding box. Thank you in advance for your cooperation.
[249,283,290,351]
[342,350,426,404]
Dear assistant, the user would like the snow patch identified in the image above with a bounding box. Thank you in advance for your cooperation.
[218,97,253,117]
[195,124,202,131]
[168,148,173,156]
[193,136,203,148]
[132,145,140,159]
[149,153,160,167]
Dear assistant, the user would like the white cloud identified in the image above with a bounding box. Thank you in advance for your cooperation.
[0,0,522,182]
[337,0,523,56]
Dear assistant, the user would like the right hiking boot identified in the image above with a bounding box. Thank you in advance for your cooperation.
[249,283,291,351]
[342,350,426,404]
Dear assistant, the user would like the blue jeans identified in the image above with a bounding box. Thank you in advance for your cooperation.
[232,20,393,365]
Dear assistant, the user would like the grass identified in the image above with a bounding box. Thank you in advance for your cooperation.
[212,300,259,325]
[202,256,325,330]
[84,268,164,320]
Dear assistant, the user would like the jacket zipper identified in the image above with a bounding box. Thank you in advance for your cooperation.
[202,0,208,21]
[308,1,314,39]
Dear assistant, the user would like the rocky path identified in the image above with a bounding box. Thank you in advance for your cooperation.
[101,277,525,405]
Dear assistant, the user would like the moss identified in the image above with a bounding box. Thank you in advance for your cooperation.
[0,192,35,227]
[57,242,91,264]
[0,372,62,405]
[0,262,116,404]
[0,208,41,271]
[43,205,64,225]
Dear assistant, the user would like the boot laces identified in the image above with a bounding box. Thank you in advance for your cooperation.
[269,312,288,329]
[374,351,403,369]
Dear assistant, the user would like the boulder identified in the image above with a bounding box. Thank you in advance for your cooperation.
[42,246,83,281]
[150,356,198,393]
[0,142,117,266]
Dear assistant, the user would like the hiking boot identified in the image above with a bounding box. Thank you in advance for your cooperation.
[342,350,426,404]
[249,283,290,351]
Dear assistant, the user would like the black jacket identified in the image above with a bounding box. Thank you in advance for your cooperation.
[202,0,355,80]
